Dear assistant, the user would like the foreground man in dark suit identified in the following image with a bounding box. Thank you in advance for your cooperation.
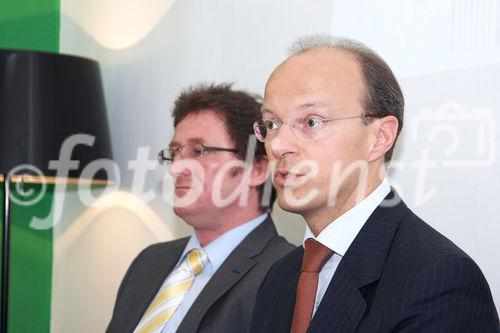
[251,36,499,333]
[107,83,293,333]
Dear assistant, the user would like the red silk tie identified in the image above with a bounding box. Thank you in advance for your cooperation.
[290,238,334,333]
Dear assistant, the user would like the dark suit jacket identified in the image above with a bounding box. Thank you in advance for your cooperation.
[252,191,499,333]
[107,216,293,333]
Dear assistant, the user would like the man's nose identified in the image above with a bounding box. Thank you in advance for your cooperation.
[168,157,191,177]
[268,123,299,160]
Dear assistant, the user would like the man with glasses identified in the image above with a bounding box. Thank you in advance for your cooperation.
[107,83,293,333]
[251,36,499,332]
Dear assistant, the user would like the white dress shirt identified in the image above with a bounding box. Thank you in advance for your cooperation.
[160,213,268,333]
[302,179,391,316]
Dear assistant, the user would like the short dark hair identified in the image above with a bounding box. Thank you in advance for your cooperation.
[290,35,404,161]
[172,83,276,211]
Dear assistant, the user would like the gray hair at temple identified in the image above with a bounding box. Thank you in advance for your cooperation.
[289,35,404,162]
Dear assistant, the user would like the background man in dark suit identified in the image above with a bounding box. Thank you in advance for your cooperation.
[107,83,293,333]
[251,36,499,332]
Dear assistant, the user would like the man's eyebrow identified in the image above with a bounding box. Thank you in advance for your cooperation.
[169,141,180,148]
[261,103,329,115]
[261,106,276,116]
[298,102,329,110]
[169,138,204,148]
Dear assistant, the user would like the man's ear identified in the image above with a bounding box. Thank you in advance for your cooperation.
[368,116,399,162]
[248,156,270,187]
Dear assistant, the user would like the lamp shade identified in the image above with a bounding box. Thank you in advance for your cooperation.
[0,49,113,181]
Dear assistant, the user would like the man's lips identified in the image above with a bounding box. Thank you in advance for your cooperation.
[273,169,305,187]
[174,184,191,192]
[174,186,192,199]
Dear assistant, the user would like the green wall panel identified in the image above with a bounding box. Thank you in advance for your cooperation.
[1,0,60,331]
[8,184,53,333]
[0,0,60,52]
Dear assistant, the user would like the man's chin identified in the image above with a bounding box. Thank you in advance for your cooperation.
[173,204,197,217]
[276,193,314,214]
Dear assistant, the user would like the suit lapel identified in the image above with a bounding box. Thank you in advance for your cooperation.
[309,261,366,332]
[178,217,278,332]
[309,190,408,332]
[126,239,188,332]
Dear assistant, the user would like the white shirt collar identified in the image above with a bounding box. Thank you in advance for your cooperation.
[303,178,391,256]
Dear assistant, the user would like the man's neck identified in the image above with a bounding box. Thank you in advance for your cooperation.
[191,207,265,247]
[304,177,384,236]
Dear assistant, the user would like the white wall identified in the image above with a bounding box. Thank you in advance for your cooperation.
[58,0,500,332]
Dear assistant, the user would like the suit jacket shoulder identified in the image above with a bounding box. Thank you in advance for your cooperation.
[362,208,499,332]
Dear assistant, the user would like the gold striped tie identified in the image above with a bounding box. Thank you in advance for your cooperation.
[133,248,208,333]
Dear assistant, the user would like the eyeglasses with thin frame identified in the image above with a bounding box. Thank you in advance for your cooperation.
[158,142,238,165]
[253,114,372,142]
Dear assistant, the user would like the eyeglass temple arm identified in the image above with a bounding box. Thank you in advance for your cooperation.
[203,147,238,153]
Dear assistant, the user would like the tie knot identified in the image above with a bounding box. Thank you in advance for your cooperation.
[301,238,333,273]
[185,248,208,276]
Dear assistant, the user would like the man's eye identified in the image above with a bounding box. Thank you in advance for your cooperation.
[304,117,322,128]
[192,147,203,155]
[263,120,280,130]
[168,148,180,160]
